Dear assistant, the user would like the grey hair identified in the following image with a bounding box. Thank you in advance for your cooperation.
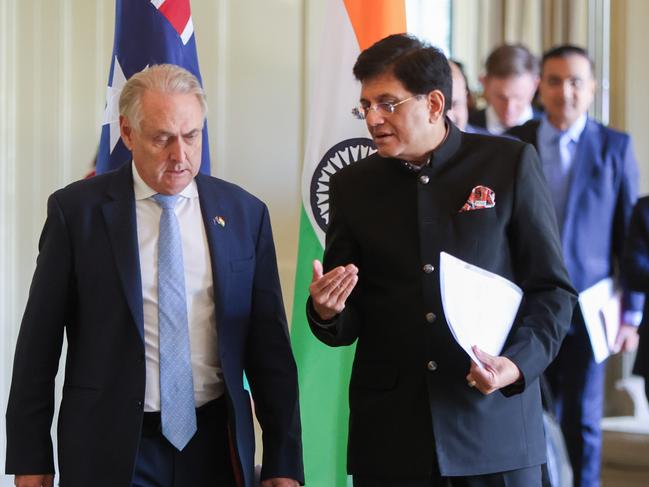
[119,63,208,130]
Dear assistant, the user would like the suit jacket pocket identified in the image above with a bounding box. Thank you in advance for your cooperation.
[349,362,399,416]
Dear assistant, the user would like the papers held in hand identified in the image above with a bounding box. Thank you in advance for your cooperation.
[439,252,522,368]
[578,278,620,363]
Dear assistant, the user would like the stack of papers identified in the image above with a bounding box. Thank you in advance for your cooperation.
[578,278,620,363]
[439,252,523,368]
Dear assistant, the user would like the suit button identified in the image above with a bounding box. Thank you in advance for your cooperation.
[136,400,143,409]
[423,264,434,274]
[425,312,436,323]
[419,175,430,185]
[427,360,438,371]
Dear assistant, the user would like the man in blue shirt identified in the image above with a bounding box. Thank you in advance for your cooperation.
[508,45,641,487]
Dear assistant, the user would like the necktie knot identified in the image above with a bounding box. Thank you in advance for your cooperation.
[153,193,180,210]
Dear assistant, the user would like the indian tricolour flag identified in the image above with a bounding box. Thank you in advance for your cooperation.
[290,1,406,485]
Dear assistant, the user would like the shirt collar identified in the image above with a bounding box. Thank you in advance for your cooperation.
[539,113,588,145]
[485,104,534,135]
[131,161,199,201]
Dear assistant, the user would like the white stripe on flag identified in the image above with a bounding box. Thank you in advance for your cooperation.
[301,0,370,246]
[180,17,194,45]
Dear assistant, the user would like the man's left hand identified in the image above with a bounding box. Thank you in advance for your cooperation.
[465,345,522,395]
[260,478,300,487]
[614,323,640,353]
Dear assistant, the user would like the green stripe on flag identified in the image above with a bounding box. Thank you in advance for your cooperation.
[291,206,355,487]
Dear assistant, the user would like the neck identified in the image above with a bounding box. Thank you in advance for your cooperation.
[548,115,580,132]
[405,122,448,166]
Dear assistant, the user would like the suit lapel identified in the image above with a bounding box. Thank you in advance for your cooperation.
[561,119,600,247]
[195,175,229,325]
[101,163,145,341]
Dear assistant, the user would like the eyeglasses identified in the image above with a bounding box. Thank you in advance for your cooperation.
[351,95,423,120]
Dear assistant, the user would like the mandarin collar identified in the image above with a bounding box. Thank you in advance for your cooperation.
[427,118,461,172]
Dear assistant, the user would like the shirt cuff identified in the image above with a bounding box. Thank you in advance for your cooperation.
[623,310,643,327]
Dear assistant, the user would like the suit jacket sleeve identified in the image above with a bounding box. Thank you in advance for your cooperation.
[306,174,363,347]
[244,204,304,483]
[622,199,649,291]
[501,144,577,390]
[614,136,643,314]
[5,194,71,474]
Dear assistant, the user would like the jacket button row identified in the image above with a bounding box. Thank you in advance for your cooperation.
[422,264,434,274]
[425,312,436,323]
[427,360,438,371]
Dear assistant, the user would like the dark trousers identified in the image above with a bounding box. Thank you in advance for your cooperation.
[546,321,605,487]
[353,464,542,487]
[132,397,236,487]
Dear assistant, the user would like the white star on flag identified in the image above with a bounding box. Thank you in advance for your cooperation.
[102,57,128,154]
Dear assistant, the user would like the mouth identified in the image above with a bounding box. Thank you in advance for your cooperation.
[165,168,189,177]
[372,132,394,144]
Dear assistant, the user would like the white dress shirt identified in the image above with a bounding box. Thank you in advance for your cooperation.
[485,104,534,135]
[132,162,223,411]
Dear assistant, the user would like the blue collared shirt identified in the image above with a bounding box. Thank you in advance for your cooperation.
[537,113,588,232]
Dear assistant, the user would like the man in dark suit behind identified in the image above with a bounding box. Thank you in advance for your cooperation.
[622,196,649,402]
[5,64,303,487]
[306,34,577,486]
[469,44,540,135]
[508,45,640,487]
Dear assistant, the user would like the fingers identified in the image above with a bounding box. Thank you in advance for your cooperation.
[312,259,324,282]
[615,324,639,353]
[467,346,522,395]
[309,263,359,320]
[467,347,498,395]
[472,345,495,367]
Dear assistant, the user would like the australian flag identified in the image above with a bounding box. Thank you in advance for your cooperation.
[97,0,210,174]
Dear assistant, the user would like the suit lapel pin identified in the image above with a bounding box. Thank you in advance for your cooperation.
[213,216,226,227]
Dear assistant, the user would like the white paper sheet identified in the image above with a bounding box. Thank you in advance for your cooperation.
[578,278,621,363]
[439,252,523,367]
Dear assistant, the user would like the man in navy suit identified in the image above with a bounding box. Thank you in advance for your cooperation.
[5,64,303,487]
[622,196,649,402]
[508,45,640,487]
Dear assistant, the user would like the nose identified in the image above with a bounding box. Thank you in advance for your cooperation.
[168,137,185,162]
[561,81,574,99]
[365,107,385,127]
[503,99,517,116]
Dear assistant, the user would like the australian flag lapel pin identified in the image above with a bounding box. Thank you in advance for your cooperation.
[213,215,226,228]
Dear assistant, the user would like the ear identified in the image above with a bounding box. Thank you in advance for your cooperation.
[119,115,134,151]
[426,90,446,123]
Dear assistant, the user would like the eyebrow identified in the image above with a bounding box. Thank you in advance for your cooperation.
[360,93,400,102]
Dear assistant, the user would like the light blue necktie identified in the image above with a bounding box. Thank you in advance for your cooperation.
[152,193,197,451]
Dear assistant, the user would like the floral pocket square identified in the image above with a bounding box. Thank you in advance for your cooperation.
[459,185,495,212]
